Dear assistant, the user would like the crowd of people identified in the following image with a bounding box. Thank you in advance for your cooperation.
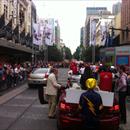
[0,63,30,92]
[69,61,130,125]
[0,60,70,93]
[1,60,129,128]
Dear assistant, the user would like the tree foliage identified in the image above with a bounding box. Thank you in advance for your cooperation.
[48,46,63,61]
[64,47,72,60]
[73,45,100,62]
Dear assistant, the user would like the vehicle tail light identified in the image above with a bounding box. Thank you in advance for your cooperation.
[59,101,72,111]
[109,105,120,112]
[45,73,49,78]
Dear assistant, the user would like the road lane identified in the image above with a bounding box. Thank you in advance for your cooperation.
[0,68,69,130]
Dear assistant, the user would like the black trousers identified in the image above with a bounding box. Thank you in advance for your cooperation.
[119,91,127,123]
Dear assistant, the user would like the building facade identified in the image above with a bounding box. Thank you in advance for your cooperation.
[0,0,37,63]
[121,0,130,45]
[84,7,109,47]
[112,2,121,15]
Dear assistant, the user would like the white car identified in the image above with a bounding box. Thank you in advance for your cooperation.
[28,67,51,88]
[28,67,51,104]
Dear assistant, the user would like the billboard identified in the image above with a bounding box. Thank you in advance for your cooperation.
[90,18,96,45]
[116,56,129,65]
[33,23,42,45]
[43,19,55,46]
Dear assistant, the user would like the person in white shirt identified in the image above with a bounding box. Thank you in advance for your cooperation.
[46,68,61,118]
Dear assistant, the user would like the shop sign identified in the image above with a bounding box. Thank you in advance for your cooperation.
[116,46,130,55]
[106,47,115,55]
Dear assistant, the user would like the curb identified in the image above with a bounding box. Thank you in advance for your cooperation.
[0,84,28,105]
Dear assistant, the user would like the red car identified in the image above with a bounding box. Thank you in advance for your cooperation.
[56,87,120,130]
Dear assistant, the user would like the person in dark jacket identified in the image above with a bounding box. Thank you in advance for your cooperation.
[116,65,127,124]
[79,78,103,130]
[80,66,93,90]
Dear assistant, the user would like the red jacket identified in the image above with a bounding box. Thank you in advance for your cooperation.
[99,72,112,91]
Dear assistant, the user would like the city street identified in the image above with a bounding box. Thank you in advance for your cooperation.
[0,68,129,130]
[0,68,68,130]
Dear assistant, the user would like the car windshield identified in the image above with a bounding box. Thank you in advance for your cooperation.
[33,68,49,74]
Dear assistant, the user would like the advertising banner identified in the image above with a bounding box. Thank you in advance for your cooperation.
[13,0,17,18]
[90,18,96,45]
[100,24,107,46]
[43,19,55,46]
[33,23,42,45]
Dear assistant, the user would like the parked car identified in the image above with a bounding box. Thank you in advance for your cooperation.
[28,67,51,104]
[28,67,51,87]
[56,83,120,130]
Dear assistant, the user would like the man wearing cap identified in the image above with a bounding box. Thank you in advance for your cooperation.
[79,78,103,130]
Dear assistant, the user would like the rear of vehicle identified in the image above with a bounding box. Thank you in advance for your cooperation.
[57,89,120,130]
[28,68,50,104]
[28,68,50,87]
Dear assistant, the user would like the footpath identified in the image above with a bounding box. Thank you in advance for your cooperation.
[0,83,27,105]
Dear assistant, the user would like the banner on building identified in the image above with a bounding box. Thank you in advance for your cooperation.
[90,19,96,45]
[13,0,17,18]
[33,23,42,45]
[100,23,107,46]
[43,19,55,46]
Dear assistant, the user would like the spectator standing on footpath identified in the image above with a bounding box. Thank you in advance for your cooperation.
[79,78,103,130]
[116,65,127,124]
[46,68,61,119]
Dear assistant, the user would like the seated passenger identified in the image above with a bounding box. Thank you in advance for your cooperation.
[79,78,103,130]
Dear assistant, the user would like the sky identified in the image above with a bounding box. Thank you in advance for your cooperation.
[33,0,121,54]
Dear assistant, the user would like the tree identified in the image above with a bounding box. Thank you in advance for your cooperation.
[73,46,80,60]
[48,46,63,61]
[64,47,72,60]
[84,45,100,63]
[73,45,100,62]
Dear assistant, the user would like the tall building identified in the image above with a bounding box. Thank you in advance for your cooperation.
[85,7,110,47]
[0,0,37,63]
[121,0,130,45]
[55,20,60,44]
[80,27,85,47]
[112,2,121,15]
[86,7,107,16]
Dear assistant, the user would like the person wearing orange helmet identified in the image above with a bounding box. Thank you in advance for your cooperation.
[79,78,103,130]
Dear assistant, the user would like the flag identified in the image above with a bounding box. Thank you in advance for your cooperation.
[6,19,13,40]
[13,25,19,43]
[0,13,5,29]
[0,13,6,38]
[20,28,26,45]
[90,19,96,45]
[33,23,42,45]
[25,33,30,47]
[43,19,55,46]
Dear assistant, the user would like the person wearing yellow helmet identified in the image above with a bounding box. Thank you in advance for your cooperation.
[79,78,103,130]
